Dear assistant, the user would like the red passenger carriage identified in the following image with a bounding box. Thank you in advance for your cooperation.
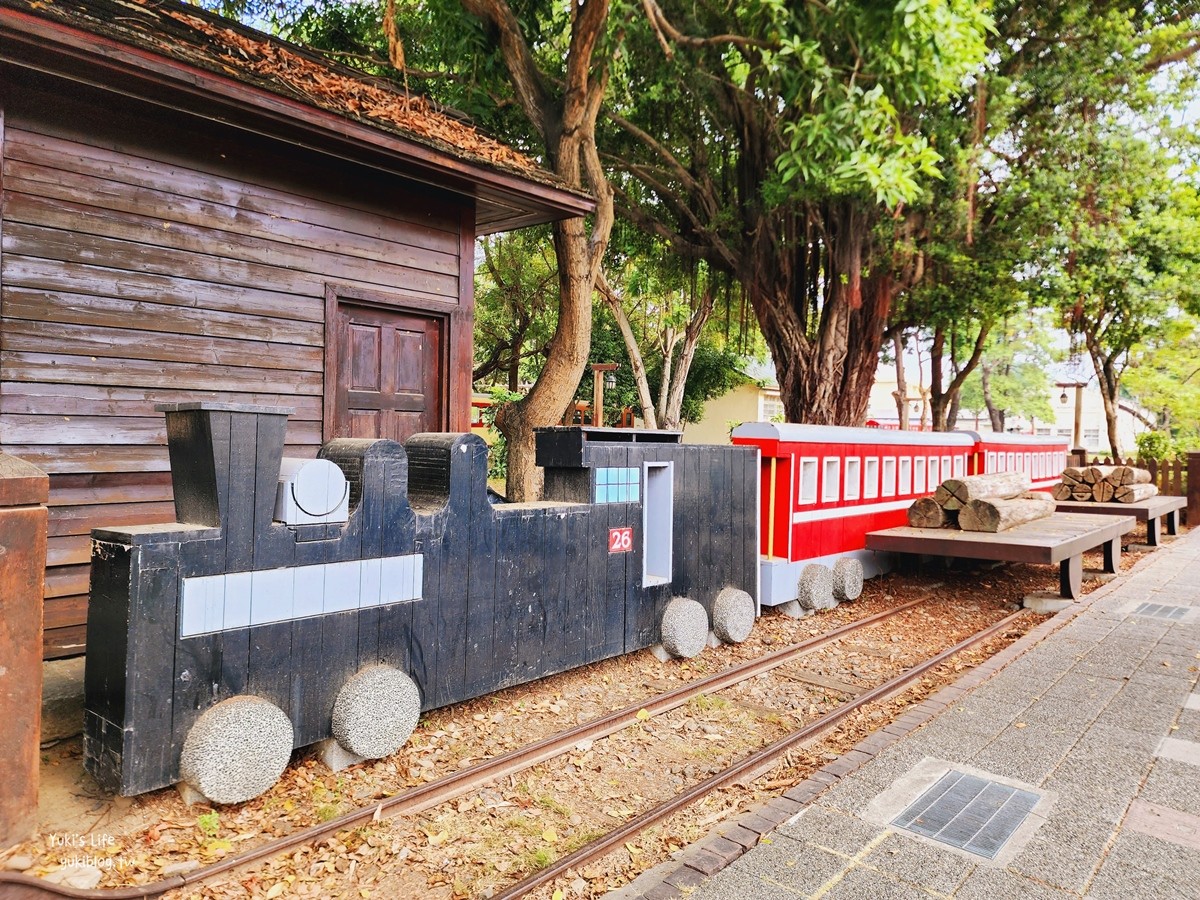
[731,424,1069,606]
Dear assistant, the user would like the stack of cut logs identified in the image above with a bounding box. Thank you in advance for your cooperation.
[1052,465,1158,503]
[908,472,1055,533]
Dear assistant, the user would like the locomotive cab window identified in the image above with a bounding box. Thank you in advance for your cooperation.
[864,458,880,499]
[882,458,897,497]
[914,457,927,493]
[798,457,818,505]
[822,458,840,502]
[845,457,861,501]
[952,455,965,478]
[986,451,997,472]
[899,457,912,495]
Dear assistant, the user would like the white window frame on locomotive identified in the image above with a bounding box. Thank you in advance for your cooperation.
[952,455,965,478]
[927,456,939,488]
[913,456,927,494]
[898,457,913,495]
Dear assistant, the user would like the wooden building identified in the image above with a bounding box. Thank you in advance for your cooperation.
[0,0,593,658]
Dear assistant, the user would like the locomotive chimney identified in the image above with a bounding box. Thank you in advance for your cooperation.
[156,403,292,529]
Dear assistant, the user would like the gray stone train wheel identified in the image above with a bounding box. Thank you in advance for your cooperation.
[179,695,294,805]
[332,665,422,760]
[832,558,864,602]
[797,563,835,610]
[660,597,710,659]
[711,587,756,643]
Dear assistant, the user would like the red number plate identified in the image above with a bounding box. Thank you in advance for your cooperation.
[608,527,633,553]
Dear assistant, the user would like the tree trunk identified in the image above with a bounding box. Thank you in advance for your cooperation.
[981,363,1005,432]
[660,290,714,430]
[893,331,909,430]
[462,0,615,500]
[959,495,1055,532]
[598,276,658,429]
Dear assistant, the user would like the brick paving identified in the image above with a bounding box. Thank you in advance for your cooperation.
[611,530,1200,900]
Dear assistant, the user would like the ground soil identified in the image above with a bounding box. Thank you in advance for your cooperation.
[3,523,1165,900]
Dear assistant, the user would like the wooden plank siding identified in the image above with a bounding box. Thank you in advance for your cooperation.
[0,109,474,659]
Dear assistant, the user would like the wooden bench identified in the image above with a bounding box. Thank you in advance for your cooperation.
[1054,495,1185,547]
[865,512,1136,600]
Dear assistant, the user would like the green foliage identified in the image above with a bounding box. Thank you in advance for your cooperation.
[480,388,522,481]
[196,812,221,837]
[1134,431,1180,461]
[472,227,560,391]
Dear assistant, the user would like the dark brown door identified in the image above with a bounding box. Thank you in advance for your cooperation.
[330,302,445,442]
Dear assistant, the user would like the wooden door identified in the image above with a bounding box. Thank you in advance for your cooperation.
[328,301,446,442]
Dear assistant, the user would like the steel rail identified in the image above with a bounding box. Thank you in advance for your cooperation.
[492,609,1028,900]
[0,597,928,900]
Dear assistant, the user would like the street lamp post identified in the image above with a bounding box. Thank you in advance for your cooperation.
[590,363,619,427]
[1057,381,1087,455]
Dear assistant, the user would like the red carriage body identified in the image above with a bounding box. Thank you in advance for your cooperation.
[730,423,1069,605]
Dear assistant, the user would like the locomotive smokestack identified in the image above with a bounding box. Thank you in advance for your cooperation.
[156,403,293,528]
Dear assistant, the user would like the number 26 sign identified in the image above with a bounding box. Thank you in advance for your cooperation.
[608,527,633,553]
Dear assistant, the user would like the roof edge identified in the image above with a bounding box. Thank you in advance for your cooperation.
[0,3,596,230]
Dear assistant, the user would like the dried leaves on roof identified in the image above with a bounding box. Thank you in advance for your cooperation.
[8,0,540,177]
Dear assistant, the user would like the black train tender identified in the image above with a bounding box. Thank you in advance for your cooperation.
[84,403,759,803]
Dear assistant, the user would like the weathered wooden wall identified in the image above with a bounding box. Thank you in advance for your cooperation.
[0,71,475,658]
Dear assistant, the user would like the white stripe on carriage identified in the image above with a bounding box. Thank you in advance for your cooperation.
[791,498,914,524]
[179,554,424,638]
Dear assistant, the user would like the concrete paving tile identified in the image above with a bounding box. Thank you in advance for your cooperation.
[1140,757,1200,819]
[1102,828,1200,881]
[1154,626,1200,649]
[1157,736,1200,767]
[863,830,977,895]
[775,804,886,856]
[1077,720,1163,754]
[724,835,848,893]
[1018,696,1102,727]
[1038,673,1124,710]
[954,866,1076,899]
[817,863,941,900]
[968,724,1075,783]
[1168,708,1200,743]
[687,867,807,900]
[1096,691,1186,734]
[1085,862,1180,900]
[905,721,1002,761]
[820,745,928,816]
[925,699,1032,737]
[1006,813,1113,894]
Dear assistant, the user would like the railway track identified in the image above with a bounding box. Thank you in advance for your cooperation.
[0,595,1029,900]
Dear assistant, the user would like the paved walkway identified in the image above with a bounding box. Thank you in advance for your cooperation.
[618,530,1200,899]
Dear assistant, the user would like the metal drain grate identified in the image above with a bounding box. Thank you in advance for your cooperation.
[892,770,1040,859]
[1132,602,1192,621]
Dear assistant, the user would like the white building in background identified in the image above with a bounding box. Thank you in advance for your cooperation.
[684,361,1147,454]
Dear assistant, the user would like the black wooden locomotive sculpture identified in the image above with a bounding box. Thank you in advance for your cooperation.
[84,404,759,803]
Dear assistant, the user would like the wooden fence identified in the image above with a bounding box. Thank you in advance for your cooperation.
[1067,451,1200,525]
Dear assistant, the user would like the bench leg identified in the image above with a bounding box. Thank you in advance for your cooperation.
[1059,555,1083,600]
[1147,516,1161,546]
[1103,536,1121,574]
[1166,509,1180,536]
